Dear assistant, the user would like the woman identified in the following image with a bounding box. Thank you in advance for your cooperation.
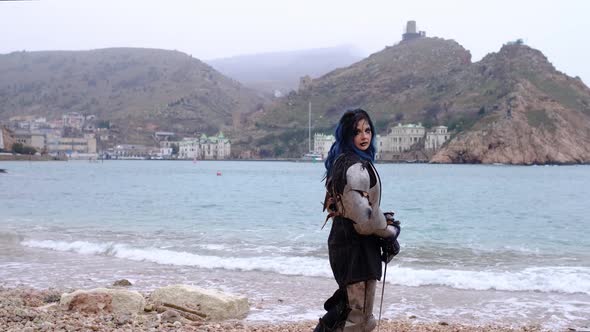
[314,109,400,332]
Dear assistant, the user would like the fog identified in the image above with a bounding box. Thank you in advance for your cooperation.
[1,0,588,84]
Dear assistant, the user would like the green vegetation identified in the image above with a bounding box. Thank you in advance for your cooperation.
[446,113,479,133]
[521,70,587,113]
[11,142,37,155]
[2,39,589,157]
[254,128,309,158]
[422,103,445,129]
[0,48,264,145]
[373,119,390,132]
[526,109,556,132]
[97,120,111,129]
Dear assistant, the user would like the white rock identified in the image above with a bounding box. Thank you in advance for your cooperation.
[60,288,145,314]
[150,285,248,320]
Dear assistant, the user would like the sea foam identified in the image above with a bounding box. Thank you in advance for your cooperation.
[21,239,332,277]
[390,265,590,295]
[21,239,590,295]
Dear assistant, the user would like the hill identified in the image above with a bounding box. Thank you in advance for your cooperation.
[250,38,590,164]
[431,45,590,164]
[206,46,363,95]
[0,48,264,144]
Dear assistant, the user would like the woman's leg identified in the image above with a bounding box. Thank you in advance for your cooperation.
[343,280,377,332]
[313,288,349,332]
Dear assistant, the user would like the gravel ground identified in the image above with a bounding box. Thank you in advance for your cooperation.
[0,287,548,332]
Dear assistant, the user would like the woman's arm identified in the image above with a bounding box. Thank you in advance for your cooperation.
[340,163,398,238]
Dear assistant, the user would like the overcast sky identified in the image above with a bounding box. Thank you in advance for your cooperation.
[1,0,589,85]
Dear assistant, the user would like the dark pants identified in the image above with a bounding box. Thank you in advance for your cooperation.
[313,280,377,332]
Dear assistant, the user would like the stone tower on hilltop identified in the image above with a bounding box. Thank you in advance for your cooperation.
[402,20,426,42]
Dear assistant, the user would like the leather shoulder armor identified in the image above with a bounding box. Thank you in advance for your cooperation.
[345,162,370,193]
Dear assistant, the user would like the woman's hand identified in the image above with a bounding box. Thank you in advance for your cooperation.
[380,214,401,263]
[380,235,400,263]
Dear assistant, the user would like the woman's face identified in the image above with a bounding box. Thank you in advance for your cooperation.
[353,119,372,151]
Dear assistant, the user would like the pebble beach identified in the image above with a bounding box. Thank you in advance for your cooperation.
[0,287,551,332]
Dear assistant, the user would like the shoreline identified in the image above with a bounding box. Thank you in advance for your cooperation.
[0,286,550,332]
[0,155,65,162]
[1,156,589,166]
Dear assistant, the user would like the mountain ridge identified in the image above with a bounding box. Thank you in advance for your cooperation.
[249,37,590,163]
[0,48,265,144]
[1,40,589,164]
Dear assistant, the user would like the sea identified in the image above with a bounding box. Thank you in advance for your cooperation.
[1,160,589,330]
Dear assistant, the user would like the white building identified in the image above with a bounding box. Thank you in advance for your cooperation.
[158,140,176,159]
[313,133,335,159]
[425,126,450,150]
[8,116,48,131]
[13,131,46,151]
[179,138,201,159]
[62,112,85,129]
[378,123,450,159]
[109,144,151,159]
[158,147,173,159]
[178,132,231,160]
[201,132,231,160]
[47,135,97,155]
[382,123,426,153]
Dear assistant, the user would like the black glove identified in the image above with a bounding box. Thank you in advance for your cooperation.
[384,212,400,226]
[380,214,401,263]
[380,236,400,263]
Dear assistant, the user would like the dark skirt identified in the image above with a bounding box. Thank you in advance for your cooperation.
[328,216,382,287]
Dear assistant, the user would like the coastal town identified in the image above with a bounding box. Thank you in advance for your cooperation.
[0,112,450,161]
[0,113,231,160]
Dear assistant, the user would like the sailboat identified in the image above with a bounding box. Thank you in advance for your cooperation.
[301,101,323,162]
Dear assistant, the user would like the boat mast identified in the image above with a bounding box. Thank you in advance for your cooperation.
[308,101,311,153]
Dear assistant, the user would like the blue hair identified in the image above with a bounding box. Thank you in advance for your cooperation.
[324,109,377,174]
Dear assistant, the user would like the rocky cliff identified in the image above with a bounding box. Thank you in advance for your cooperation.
[253,38,590,163]
[432,45,590,164]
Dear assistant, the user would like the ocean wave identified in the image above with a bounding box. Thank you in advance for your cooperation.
[194,243,323,255]
[390,265,590,295]
[21,239,590,295]
[21,239,332,277]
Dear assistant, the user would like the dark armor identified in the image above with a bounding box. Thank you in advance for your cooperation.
[316,152,400,331]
